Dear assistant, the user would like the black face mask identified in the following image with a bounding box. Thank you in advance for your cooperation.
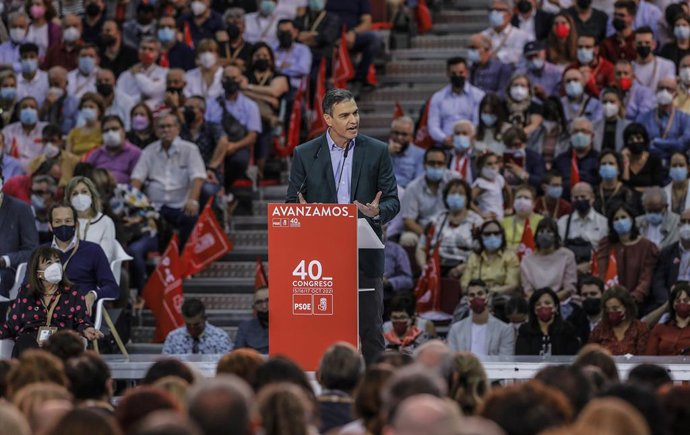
[100,34,117,47]
[573,199,591,215]
[627,141,646,154]
[223,79,239,96]
[517,0,532,14]
[576,0,592,9]
[254,58,270,72]
[183,106,197,125]
[96,83,113,97]
[582,298,602,316]
[612,18,627,32]
[227,23,241,40]
[167,87,183,95]
[277,31,293,48]
[86,2,102,17]
[450,75,465,89]
[53,225,76,242]
[257,310,268,327]
[636,45,652,59]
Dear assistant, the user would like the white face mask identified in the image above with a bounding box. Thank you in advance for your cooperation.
[656,89,674,106]
[510,85,529,102]
[42,262,63,284]
[680,223,690,241]
[48,86,65,100]
[199,51,216,69]
[603,102,619,118]
[44,142,60,158]
[191,1,207,16]
[63,26,81,43]
[102,130,121,148]
[681,67,690,85]
[9,27,25,43]
[71,193,93,212]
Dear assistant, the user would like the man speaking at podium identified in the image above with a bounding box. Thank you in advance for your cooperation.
[286,89,400,363]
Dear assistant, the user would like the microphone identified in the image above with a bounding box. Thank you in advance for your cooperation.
[296,145,322,196]
[335,142,351,198]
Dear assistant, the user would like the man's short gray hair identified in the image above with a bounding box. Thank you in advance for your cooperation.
[570,116,593,133]
[641,186,668,206]
[322,89,355,116]
[391,116,414,130]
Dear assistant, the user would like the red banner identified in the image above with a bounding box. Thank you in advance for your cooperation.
[517,219,536,261]
[333,27,355,89]
[393,101,404,120]
[416,0,433,34]
[180,197,233,277]
[570,150,580,189]
[267,204,358,370]
[255,256,268,289]
[309,58,328,139]
[142,234,185,342]
[604,249,619,289]
[415,99,434,148]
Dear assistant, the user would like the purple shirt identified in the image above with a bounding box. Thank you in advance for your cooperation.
[86,142,142,184]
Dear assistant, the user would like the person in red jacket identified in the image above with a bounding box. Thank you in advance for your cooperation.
[570,33,615,97]
[3,158,61,204]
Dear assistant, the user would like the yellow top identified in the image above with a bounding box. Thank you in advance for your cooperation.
[501,213,544,249]
[675,91,690,115]
[461,249,521,293]
[67,127,102,156]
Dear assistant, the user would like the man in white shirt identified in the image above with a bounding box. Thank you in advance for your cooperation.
[2,97,47,170]
[96,68,136,130]
[0,12,29,73]
[558,182,608,265]
[481,0,533,65]
[244,0,288,47]
[635,186,680,250]
[115,37,168,109]
[67,43,100,100]
[16,43,49,106]
[632,26,675,90]
[447,279,515,356]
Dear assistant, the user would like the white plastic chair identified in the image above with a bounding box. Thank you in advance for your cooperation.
[0,263,27,358]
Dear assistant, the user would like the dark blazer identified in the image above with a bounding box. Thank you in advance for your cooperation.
[511,10,554,41]
[286,134,400,278]
[515,319,581,355]
[0,195,38,267]
[651,242,681,308]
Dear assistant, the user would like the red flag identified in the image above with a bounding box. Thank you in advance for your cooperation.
[276,80,305,157]
[415,99,434,148]
[416,0,433,34]
[183,22,194,48]
[393,101,404,120]
[570,150,580,189]
[590,249,599,276]
[142,235,185,342]
[516,219,536,261]
[414,226,450,320]
[604,249,619,289]
[180,197,233,277]
[255,257,268,289]
[9,137,19,159]
[367,64,379,86]
[333,27,355,89]
[159,50,170,68]
[309,57,328,139]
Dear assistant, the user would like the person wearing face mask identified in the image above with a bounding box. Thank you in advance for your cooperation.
[546,13,578,66]
[115,38,169,109]
[0,246,103,357]
[447,280,515,355]
[635,186,680,250]
[163,297,233,355]
[45,203,119,317]
[86,116,142,184]
[659,14,690,68]
[632,27,676,91]
[560,68,604,124]
[653,211,690,311]
[126,102,157,149]
[646,284,690,355]
[122,3,156,51]
[399,148,457,247]
[594,150,640,217]
[2,96,47,171]
[502,74,543,137]
[176,0,225,48]
[502,184,543,249]
[273,19,312,90]
[535,171,572,219]
[521,218,578,300]
[155,15,196,72]
[16,43,49,107]
[42,14,83,71]
[446,120,476,184]
[81,0,106,45]
[416,179,483,278]
[675,54,690,114]
[565,0,608,43]
[24,0,60,57]
[66,44,100,100]
[382,292,431,355]
[467,33,513,96]
[428,57,485,146]
[184,39,224,100]
[0,12,29,73]
[295,1,340,91]
[0,72,19,130]
[64,176,118,263]
[95,68,135,131]
[664,152,690,214]
[29,124,80,189]
[566,275,605,344]
[595,203,659,305]
[516,287,581,355]
[233,287,269,354]
[98,19,138,78]
[475,94,509,155]
[558,182,609,266]
[636,77,690,161]
[471,152,511,220]
[480,0,531,66]
[66,92,104,157]
[388,116,424,188]
[592,87,629,152]
[570,34,615,98]
[589,286,649,355]
[510,0,554,41]
[517,41,562,102]
[219,8,256,72]
[244,0,285,47]
[501,126,545,190]
[40,66,80,136]
[620,122,665,192]
[600,1,637,63]
[613,60,655,121]
[553,117,600,198]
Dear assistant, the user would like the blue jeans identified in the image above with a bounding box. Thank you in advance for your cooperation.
[127,234,158,292]
[159,205,198,248]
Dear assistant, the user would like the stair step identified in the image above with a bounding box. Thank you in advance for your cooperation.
[230,215,268,231]
[431,22,486,34]
[386,60,446,75]
[360,85,443,102]
[131,326,239,344]
[193,261,266,279]
[232,230,268,247]
[182,293,255,310]
[359,100,427,113]
[391,48,463,60]
[435,10,487,24]
[183,276,256,294]
[412,35,471,49]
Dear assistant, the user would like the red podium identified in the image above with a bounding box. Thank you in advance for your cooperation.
[267,203,359,370]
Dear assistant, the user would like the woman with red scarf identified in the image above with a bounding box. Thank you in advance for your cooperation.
[382,293,432,355]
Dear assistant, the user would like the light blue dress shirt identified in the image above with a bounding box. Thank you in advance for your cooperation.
[327,129,354,204]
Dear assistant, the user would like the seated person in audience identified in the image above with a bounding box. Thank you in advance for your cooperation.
[503,74,543,137]
[461,219,520,295]
[98,19,138,77]
[546,13,578,66]
[646,283,690,355]
[0,71,19,130]
[518,41,562,102]
[131,113,206,247]
[97,68,136,131]
[501,184,543,249]
[613,59,655,120]
[65,176,117,263]
[651,208,690,311]
[66,92,104,157]
[47,203,119,315]
[121,2,156,51]
[382,292,432,355]
[521,218,578,300]
[0,133,24,182]
[39,66,79,135]
[177,0,225,48]
[632,26,676,91]
[472,152,510,220]
[600,1,637,63]
[535,171,572,219]
[659,12,690,68]
[553,116,600,199]
[316,342,361,433]
[447,279,515,356]
[505,294,529,336]
[567,275,605,344]
[416,179,483,278]
[428,56,485,146]
[635,186,679,250]
[2,96,47,170]
[16,43,49,106]
[561,67,603,124]
[273,19,312,90]
[157,15,196,72]
[27,124,80,190]
[636,77,690,161]
[621,122,665,193]
[0,167,38,298]
[666,152,690,214]
[516,287,581,355]
[294,1,339,88]
[594,150,640,217]
[467,33,513,96]
[446,120,476,184]
[0,246,103,357]
[0,11,28,73]
[558,182,608,269]
[162,69,189,119]
[501,126,545,190]
[220,8,255,72]
[3,157,60,204]
[163,298,233,355]
[388,116,424,189]
[115,37,169,109]
[244,0,284,46]
[570,33,615,97]
[589,285,649,355]
[234,287,269,354]
[481,0,532,66]
[86,115,141,184]
[64,352,114,411]
[475,94,510,154]
[66,43,99,100]
[399,147,456,247]
[383,228,413,314]
[676,54,690,113]
[126,103,157,149]
[184,39,224,101]
[512,0,554,41]
[592,87,629,153]
[82,0,107,45]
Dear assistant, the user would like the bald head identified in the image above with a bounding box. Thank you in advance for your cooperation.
[48,66,68,89]
[413,340,452,369]
[571,182,594,215]
[386,395,463,435]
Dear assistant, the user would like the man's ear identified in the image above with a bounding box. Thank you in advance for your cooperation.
[323,113,332,128]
